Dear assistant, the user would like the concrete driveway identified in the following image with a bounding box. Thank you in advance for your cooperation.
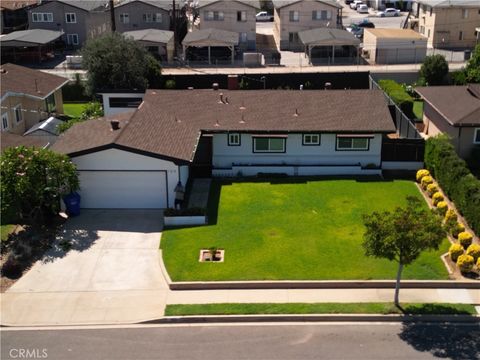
[1,210,168,326]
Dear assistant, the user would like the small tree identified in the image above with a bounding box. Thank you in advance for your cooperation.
[82,33,161,95]
[1,147,79,226]
[362,197,445,307]
[420,54,449,85]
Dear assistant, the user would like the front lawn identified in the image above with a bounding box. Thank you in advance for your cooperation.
[161,179,450,281]
[63,102,87,119]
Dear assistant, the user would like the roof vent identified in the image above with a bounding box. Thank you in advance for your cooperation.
[175,116,181,123]
[239,101,246,110]
[214,120,220,127]
[110,120,120,130]
[239,114,245,124]
[218,93,225,104]
[212,83,219,91]
[224,96,229,104]
[0,68,6,74]
[188,86,194,90]
[293,108,299,117]
[324,82,332,90]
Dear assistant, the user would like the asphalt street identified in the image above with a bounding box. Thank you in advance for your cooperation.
[2,323,479,360]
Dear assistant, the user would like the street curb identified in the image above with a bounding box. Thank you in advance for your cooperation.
[143,314,480,324]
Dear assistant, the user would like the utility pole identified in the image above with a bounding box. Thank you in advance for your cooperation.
[109,0,116,32]
[172,0,177,57]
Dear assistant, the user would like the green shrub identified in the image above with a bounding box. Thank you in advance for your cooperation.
[378,79,414,118]
[426,183,438,197]
[432,192,444,206]
[416,169,430,183]
[421,176,433,190]
[458,232,473,248]
[477,257,480,269]
[165,79,176,89]
[452,222,465,238]
[436,201,448,215]
[448,243,464,262]
[420,54,449,85]
[466,244,480,262]
[456,254,474,273]
[444,209,457,223]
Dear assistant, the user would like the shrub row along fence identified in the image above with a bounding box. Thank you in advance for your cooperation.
[424,136,480,235]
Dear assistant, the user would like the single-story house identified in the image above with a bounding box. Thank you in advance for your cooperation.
[416,84,480,160]
[123,28,174,62]
[363,28,427,65]
[182,28,239,64]
[52,89,396,209]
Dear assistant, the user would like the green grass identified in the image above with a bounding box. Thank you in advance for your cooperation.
[63,102,87,119]
[165,303,477,316]
[413,101,424,120]
[161,179,450,281]
[1,224,15,242]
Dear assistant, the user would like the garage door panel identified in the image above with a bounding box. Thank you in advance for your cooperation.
[78,171,167,209]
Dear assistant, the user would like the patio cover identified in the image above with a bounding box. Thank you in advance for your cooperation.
[124,29,174,44]
[182,29,239,64]
[298,28,360,47]
[0,29,64,47]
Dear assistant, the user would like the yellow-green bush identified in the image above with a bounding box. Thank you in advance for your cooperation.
[456,254,474,273]
[477,257,480,269]
[466,244,480,262]
[432,192,444,206]
[458,232,473,248]
[426,183,438,197]
[444,209,457,223]
[448,243,464,262]
[452,222,465,238]
[421,176,434,190]
[416,169,430,183]
[436,201,448,215]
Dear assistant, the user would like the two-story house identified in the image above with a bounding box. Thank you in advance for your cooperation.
[27,0,111,48]
[114,0,171,33]
[413,0,480,49]
[1,63,68,136]
[194,0,259,51]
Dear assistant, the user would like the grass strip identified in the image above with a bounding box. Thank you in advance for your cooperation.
[165,303,477,316]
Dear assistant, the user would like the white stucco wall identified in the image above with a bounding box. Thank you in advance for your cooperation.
[212,133,382,169]
[100,93,145,116]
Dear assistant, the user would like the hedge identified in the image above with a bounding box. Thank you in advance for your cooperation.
[378,79,414,118]
[424,135,480,235]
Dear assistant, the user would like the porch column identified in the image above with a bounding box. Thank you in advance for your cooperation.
[208,46,211,65]
[308,45,312,65]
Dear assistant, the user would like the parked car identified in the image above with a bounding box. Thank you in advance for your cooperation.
[345,0,354,4]
[357,4,369,13]
[256,11,273,22]
[350,0,363,10]
[377,8,400,17]
[346,24,364,38]
[356,19,375,28]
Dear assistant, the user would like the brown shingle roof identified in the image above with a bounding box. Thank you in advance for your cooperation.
[0,0,38,10]
[52,89,395,162]
[0,63,69,99]
[416,85,480,126]
[1,132,50,151]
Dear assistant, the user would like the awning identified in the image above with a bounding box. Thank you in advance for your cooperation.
[182,28,239,47]
[298,28,360,47]
[123,29,174,44]
[0,29,64,47]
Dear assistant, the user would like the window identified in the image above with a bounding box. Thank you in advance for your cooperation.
[155,13,162,22]
[67,34,79,45]
[45,93,56,113]
[228,133,241,146]
[459,31,464,40]
[288,32,299,43]
[237,10,246,22]
[65,12,76,23]
[143,13,153,22]
[313,10,331,20]
[289,10,299,22]
[253,137,285,153]
[109,97,143,108]
[336,136,370,151]
[14,105,22,123]
[120,13,129,24]
[302,134,320,146]
[32,12,53,22]
[205,11,223,21]
[239,32,247,43]
[474,128,480,144]
[462,9,468,19]
[2,113,9,130]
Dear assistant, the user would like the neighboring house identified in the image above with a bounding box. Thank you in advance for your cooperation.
[370,0,414,11]
[51,89,395,209]
[0,0,38,34]
[1,63,69,135]
[98,91,145,116]
[363,28,427,64]
[27,0,111,48]
[194,0,259,51]
[412,0,480,49]
[272,0,342,51]
[123,28,174,62]
[416,84,480,159]
[114,0,171,33]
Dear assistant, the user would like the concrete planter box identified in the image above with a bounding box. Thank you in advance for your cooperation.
[164,216,206,227]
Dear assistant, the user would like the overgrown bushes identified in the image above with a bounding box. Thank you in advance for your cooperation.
[424,135,480,234]
[378,79,414,118]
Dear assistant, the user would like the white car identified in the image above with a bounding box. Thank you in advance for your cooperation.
[350,0,363,10]
[256,11,273,22]
[377,8,400,17]
[357,4,369,13]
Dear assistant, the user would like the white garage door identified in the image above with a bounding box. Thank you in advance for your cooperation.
[78,171,168,209]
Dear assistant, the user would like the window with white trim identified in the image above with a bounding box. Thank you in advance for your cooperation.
[288,32,299,43]
[120,13,129,24]
[32,12,53,22]
[459,31,464,40]
[239,32,247,43]
[2,113,9,130]
[253,137,285,153]
[155,13,162,22]
[462,9,469,19]
[143,13,153,22]
[474,128,480,144]
[67,34,79,45]
[303,134,320,145]
[312,10,331,20]
[237,10,246,22]
[289,10,299,22]
[228,133,241,146]
[14,105,22,123]
[336,137,369,151]
[205,11,224,21]
[65,13,76,23]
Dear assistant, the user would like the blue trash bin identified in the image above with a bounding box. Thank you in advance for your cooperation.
[63,192,81,217]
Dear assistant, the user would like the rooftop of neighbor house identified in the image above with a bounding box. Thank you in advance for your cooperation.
[272,0,341,9]
[115,0,171,11]
[196,0,261,9]
[0,0,38,11]
[51,89,396,162]
[0,63,69,99]
[365,28,427,40]
[42,0,109,11]
[417,0,480,8]
[1,132,49,151]
[416,84,480,126]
